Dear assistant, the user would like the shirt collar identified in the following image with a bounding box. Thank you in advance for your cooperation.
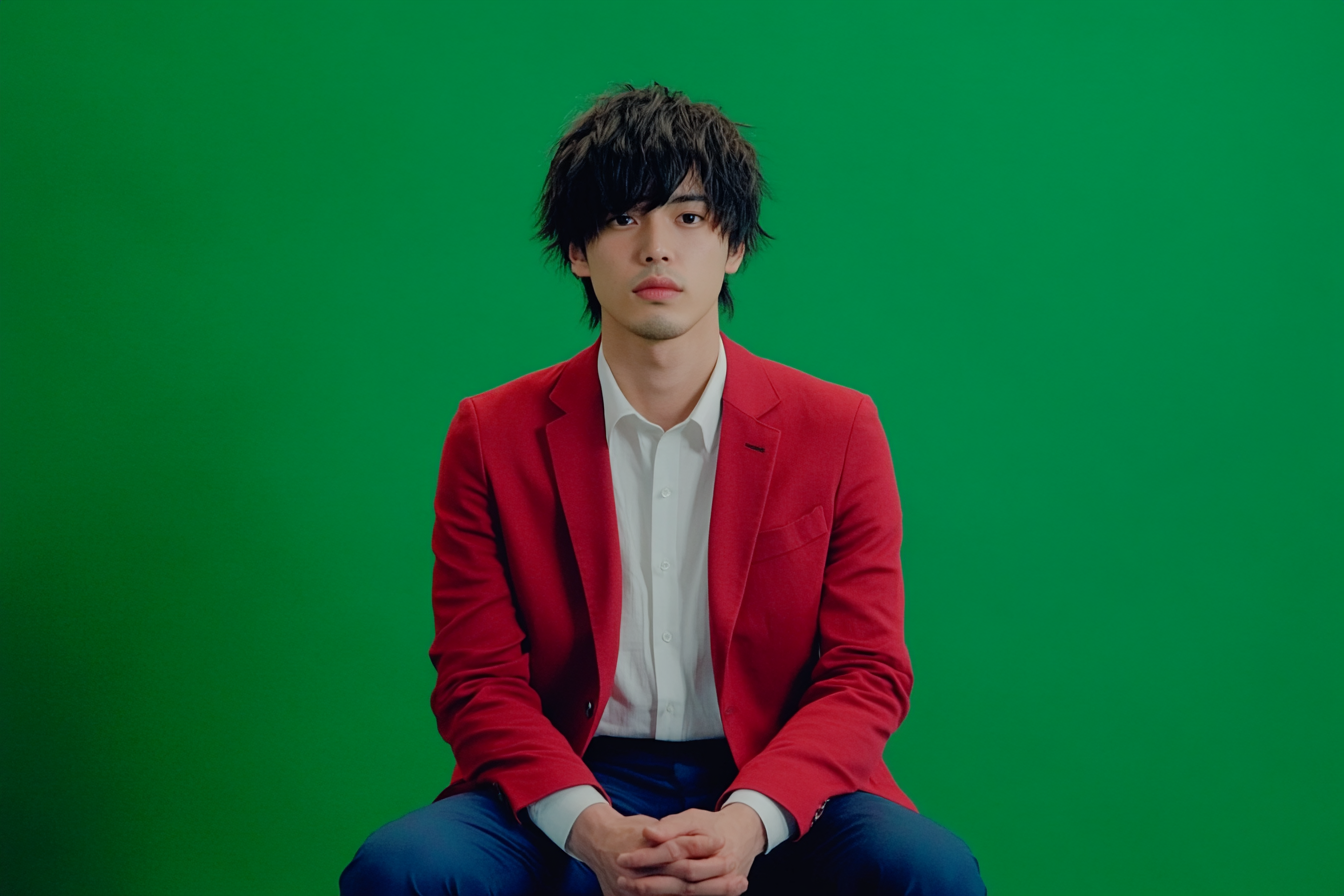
[597,335,728,448]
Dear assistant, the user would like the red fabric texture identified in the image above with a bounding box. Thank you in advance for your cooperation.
[429,335,915,837]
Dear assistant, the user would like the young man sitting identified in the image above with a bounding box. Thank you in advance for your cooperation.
[341,83,985,896]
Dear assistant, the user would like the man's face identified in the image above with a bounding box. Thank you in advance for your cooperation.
[569,174,745,342]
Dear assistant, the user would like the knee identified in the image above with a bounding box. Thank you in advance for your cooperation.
[340,819,433,896]
[338,812,476,896]
[339,793,540,896]
[843,832,983,896]
[826,795,985,896]
[895,830,985,896]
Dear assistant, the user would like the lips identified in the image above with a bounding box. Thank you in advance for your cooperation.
[633,276,683,301]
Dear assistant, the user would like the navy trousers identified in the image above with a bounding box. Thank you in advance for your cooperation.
[341,738,985,896]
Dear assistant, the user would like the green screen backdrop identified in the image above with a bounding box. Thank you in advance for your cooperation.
[2,2,1341,894]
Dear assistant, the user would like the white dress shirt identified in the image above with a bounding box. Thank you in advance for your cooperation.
[527,335,796,857]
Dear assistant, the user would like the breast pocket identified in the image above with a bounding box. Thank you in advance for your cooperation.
[752,505,829,563]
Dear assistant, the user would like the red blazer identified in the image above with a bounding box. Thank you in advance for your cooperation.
[429,334,914,837]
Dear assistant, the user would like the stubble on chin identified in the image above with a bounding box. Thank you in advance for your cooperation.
[626,314,688,342]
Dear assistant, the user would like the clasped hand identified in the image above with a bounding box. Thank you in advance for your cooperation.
[568,802,766,896]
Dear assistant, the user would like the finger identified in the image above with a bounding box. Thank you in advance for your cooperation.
[618,834,725,867]
[643,819,720,844]
[617,874,750,896]
[615,873,691,895]
[642,822,692,844]
[689,875,749,896]
[654,855,734,883]
[644,808,717,841]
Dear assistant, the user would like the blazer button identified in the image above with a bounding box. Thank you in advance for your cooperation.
[585,701,594,718]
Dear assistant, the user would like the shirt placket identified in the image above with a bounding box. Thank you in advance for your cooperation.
[649,426,684,739]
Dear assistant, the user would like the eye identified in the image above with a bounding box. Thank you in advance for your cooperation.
[609,214,636,227]
[679,213,703,224]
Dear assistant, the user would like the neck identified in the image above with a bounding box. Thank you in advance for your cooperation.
[599,313,721,431]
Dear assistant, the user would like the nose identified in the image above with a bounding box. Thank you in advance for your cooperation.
[637,214,672,264]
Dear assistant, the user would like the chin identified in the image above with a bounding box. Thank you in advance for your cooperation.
[627,315,689,341]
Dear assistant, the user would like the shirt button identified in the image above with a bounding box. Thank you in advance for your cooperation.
[662,631,672,643]
[659,560,670,571]
[661,487,672,498]
[665,704,675,714]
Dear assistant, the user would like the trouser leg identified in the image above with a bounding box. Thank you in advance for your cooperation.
[338,790,599,896]
[749,792,986,896]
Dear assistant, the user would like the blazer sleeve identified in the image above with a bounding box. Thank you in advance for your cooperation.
[428,397,603,817]
[724,394,912,836]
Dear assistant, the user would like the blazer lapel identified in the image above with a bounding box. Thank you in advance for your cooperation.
[708,335,782,691]
[545,341,622,710]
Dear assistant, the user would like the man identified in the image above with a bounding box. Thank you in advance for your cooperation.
[342,84,985,896]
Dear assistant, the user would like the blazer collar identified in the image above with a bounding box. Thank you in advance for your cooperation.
[720,333,780,420]
[548,337,603,415]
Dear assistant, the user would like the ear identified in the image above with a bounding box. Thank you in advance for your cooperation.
[568,243,591,278]
[724,242,746,275]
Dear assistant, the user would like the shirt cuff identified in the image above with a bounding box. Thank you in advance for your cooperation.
[526,785,608,858]
[723,789,797,854]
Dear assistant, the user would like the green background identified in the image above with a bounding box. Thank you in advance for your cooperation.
[3,2,1341,894]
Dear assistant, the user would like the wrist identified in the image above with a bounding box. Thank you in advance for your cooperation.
[566,800,619,863]
[720,802,767,856]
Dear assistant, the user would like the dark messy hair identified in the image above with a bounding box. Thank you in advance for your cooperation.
[538,83,770,329]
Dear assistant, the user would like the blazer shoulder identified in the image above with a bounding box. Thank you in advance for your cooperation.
[466,361,562,408]
[454,351,579,431]
[752,353,871,428]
